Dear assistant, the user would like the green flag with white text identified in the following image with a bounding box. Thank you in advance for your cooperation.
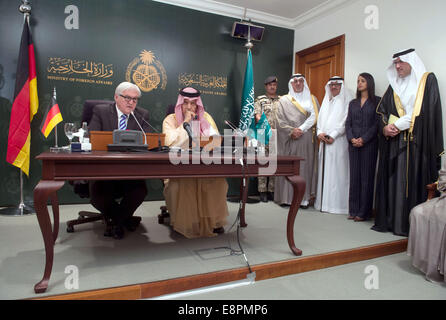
[238,49,255,132]
[238,49,272,144]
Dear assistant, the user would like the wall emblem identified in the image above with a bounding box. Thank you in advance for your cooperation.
[126,50,167,92]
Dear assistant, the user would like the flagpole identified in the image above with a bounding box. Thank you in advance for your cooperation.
[0,0,35,216]
[228,28,260,204]
[49,87,65,152]
[53,88,58,148]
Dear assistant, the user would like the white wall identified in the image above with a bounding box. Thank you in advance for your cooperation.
[294,0,446,153]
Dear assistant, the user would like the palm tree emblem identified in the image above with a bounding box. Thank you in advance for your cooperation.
[126,50,167,92]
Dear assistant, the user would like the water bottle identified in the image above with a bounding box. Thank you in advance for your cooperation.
[81,122,91,151]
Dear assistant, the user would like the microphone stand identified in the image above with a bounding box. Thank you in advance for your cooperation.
[137,112,169,152]
[183,121,198,153]
[130,111,147,146]
[224,121,260,204]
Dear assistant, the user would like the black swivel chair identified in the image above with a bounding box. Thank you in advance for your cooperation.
[66,100,115,233]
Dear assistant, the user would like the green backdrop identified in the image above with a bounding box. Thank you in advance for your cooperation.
[0,0,294,206]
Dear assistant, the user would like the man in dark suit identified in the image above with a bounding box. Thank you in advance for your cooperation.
[89,81,151,239]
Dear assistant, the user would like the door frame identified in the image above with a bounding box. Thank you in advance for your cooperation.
[295,34,345,78]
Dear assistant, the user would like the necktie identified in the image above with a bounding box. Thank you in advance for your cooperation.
[119,114,127,130]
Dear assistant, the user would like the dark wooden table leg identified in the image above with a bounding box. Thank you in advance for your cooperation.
[286,175,306,256]
[33,180,65,294]
[239,178,248,227]
[50,193,60,243]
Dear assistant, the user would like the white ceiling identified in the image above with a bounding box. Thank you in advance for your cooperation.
[154,0,355,29]
[211,0,329,19]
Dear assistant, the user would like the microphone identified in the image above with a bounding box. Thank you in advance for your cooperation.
[183,122,194,149]
[130,111,147,146]
[224,120,237,131]
[183,121,193,137]
[133,110,169,152]
[225,120,246,137]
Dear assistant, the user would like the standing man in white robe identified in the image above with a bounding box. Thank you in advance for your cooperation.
[314,76,352,214]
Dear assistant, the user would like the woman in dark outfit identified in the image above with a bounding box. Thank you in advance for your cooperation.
[345,73,381,221]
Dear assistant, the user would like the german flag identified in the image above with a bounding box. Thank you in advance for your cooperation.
[40,96,63,138]
[6,21,38,176]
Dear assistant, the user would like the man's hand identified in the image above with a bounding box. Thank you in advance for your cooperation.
[318,133,328,143]
[291,128,304,140]
[183,110,197,123]
[255,113,261,124]
[383,124,400,137]
[318,133,332,144]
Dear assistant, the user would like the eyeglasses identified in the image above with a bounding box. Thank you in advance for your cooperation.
[119,94,139,103]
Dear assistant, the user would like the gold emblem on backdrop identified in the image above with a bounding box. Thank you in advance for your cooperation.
[126,50,167,92]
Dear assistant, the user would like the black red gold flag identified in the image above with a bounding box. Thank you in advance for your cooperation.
[6,20,38,176]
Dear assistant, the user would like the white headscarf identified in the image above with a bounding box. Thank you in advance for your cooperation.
[387,49,426,108]
[288,74,316,132]
[386,49,427,130]
[288,74,312,111]
[317,76,352,139]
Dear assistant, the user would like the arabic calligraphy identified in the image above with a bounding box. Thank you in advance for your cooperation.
[178,73,227,91]
[47,57,113,78]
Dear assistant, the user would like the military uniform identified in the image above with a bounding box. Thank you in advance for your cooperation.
[254,94,280,195]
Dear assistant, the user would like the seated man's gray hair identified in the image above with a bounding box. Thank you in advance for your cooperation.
[115,82,141,97]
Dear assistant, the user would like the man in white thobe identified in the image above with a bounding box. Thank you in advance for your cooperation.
[314,76,352,214]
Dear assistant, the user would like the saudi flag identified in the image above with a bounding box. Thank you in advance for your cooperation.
[253,112,272,145]
[238,49,272,144]
[238,49,255,132]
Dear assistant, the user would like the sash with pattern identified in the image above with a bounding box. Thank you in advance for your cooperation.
[285,94,319,123]
[392,72,430,134]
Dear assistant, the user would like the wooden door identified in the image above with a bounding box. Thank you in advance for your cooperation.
[295,35,345,105]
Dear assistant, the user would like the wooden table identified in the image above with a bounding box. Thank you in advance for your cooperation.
[33,151,305,293]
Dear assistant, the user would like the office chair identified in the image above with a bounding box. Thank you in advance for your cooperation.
[66,100,115,233]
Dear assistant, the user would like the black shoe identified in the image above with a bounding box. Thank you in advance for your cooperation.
[124,216,142,232]
[260,192,268,202]
[104,224,113,237]
[112,225,125,239]
[103,218,114,237]
[280,203,290,208]
[267,192,274,201]
[300,204,309,209]
[213,227,225,234]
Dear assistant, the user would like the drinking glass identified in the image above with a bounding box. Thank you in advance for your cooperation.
[64,123,76,147]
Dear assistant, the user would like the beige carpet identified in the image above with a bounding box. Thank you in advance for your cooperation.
[0,200,405,299]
